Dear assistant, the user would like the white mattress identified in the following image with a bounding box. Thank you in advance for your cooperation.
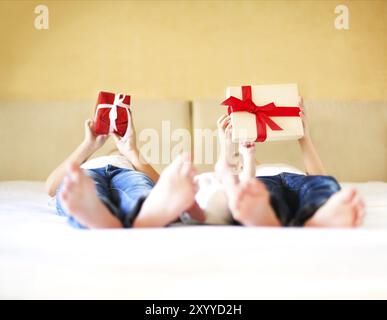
[0,181,387,299]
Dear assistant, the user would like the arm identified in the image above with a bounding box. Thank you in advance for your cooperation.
[216,114,257,182]
[112,110,160,183]
[45,119,108,197]
[298,97,326,175]
[239,142,257,182]
[215,114,240,171]
[123,148,160,183]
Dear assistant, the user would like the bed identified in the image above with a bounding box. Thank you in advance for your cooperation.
[0,180,386,299]
[1,99,386,299]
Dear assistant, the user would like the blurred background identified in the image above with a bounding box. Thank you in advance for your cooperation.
[0,0,385,101]
[0,0,386,181]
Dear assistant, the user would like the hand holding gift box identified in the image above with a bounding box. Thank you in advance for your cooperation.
[94,91,131,139]
[221,84,304,143]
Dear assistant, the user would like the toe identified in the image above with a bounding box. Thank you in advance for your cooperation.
[172,153,191,171]
[69,163,82,181]
[62,176,74,192]
[354,209,363,227]
[62,175,70,186]
[339,188,357,203]
[349,203,360,227]
[232,187,245,210]
[355,214,364,227]
[182,162,195,179]
[236,183,252,202]
[60,190,68,201]
[249,179,266,195]
[355,201,366,227]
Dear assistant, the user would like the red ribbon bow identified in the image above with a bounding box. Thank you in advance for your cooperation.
[221,86,300,142]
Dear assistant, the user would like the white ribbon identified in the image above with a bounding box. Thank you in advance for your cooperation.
[95,93,131,140]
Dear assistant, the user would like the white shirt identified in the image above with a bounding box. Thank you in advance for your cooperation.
[81,155,134,170]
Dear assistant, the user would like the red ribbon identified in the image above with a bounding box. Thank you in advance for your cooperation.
[221,86,300,142]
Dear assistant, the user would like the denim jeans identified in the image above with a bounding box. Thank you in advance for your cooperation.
[56,165,155,229]
[258,173,341,226]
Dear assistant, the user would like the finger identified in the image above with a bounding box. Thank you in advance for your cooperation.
[220,116,231,130]
[217,114,228,125]
[298,96,304,108]
[97,134,108,143]
[225,121,232,132]
[84,119,93,129]
[112,133,121,142]
[128,108,135,126]
[225,126,232,138]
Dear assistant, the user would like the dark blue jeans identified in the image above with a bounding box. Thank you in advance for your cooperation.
[56,165,155,229]
[258,173,340,226]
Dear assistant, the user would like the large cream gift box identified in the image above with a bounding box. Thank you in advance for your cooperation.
[223,84,304,143]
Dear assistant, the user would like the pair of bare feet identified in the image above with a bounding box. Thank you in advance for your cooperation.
[60,154,201,229]
[214,158,366,228]
[60,153,365,229]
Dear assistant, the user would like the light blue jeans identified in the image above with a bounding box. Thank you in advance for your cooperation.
[56,165,155,228]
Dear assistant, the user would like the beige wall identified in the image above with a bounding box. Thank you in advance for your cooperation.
[0,0,386,102]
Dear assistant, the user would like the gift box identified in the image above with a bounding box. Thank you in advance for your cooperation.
[221,84,303,143]
[94,91,131,138]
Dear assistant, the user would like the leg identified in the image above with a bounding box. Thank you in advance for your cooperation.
[305,187,365,228]
[109,168,155,227]
[132,153,197,228]
[257,175,296,226]
[56,164,123,229]
[283,174,365,227]
[215,159,280,226]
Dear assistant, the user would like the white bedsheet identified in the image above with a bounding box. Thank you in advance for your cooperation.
[0,181,387,299]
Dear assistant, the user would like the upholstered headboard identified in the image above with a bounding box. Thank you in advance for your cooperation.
[0,100,386,182]
[0,100,191,180]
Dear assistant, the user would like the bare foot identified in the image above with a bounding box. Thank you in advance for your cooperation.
[305,188,366,228]
[215,152,279,226]
[228,179,280,226]
[60,164,123,229]
[133,154,197,228]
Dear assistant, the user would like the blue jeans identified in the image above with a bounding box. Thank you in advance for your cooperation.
[258,173,340,226]
[56,165,155,229]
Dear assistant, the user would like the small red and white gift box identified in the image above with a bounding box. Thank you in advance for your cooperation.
[221,84,304,143]
[94,91,131,138]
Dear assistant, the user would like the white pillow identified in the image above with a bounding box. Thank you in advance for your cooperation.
[255,163,305,176]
